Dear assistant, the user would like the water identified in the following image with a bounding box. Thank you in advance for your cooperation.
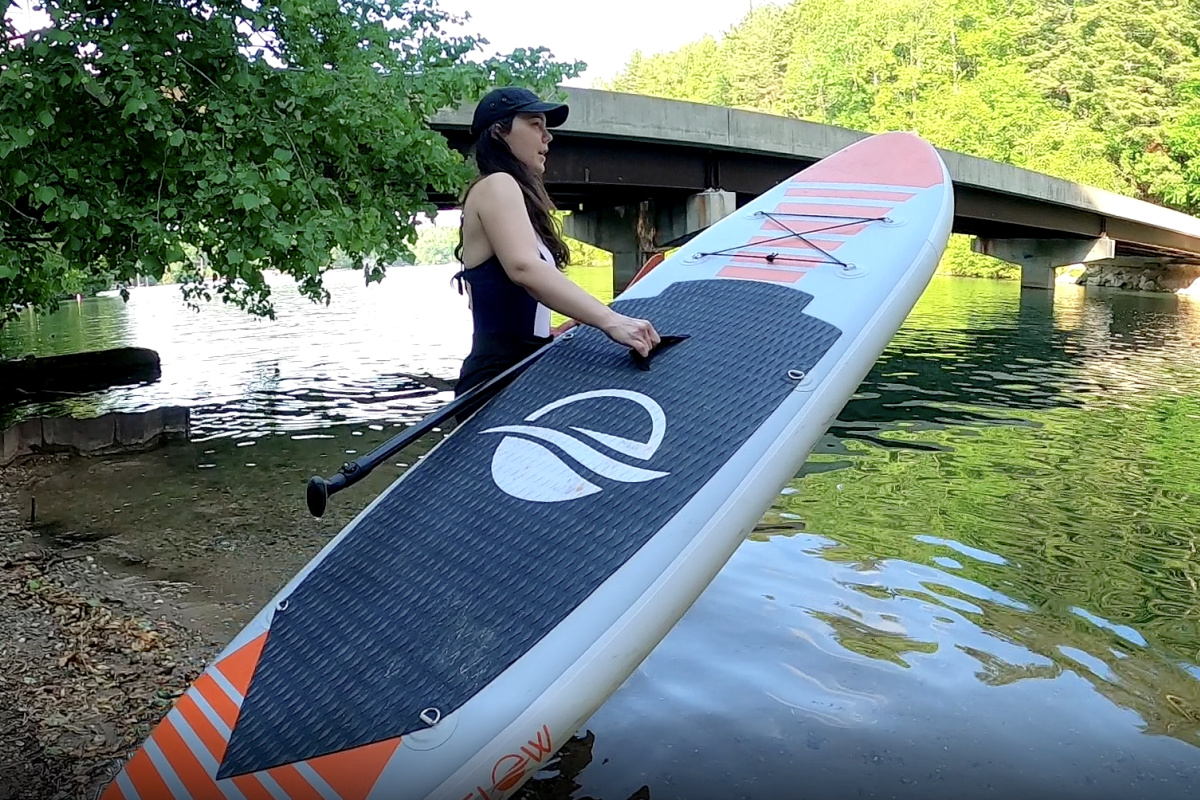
[0,266,478,437]
[4,269,1200,798]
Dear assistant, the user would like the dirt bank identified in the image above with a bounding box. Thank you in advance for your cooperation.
[0,455,221,800]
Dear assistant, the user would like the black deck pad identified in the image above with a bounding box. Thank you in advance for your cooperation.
[218,279,842,777]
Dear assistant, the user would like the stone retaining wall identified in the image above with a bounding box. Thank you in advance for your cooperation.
[1,407,190,466]
[1074,263,1200,294]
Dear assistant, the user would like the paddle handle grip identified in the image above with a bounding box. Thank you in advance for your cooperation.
[306,471,349,518]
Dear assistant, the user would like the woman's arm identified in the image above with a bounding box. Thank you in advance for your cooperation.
[473,173,660,356]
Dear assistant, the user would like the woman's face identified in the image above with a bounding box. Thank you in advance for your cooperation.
[501,113,553,175]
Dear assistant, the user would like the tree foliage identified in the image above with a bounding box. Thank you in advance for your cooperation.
[0,0,580,326]
[1157,76,1200,208]
[605,0,1200,221]
[410,222,457,265]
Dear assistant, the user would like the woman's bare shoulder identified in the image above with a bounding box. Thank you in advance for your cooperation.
[469,172,521,202]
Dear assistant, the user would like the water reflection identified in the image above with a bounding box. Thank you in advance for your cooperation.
[6,275,1200,797]
[555,280,1200,799]
[0,265,475,436]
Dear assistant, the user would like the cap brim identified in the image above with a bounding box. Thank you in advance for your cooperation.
[521,101,569,128]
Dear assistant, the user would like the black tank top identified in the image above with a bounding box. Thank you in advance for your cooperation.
[452,244,555,402]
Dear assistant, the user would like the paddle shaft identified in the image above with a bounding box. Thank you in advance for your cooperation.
[305,339,558,517]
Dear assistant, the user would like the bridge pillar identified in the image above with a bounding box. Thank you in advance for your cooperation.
[1019,264,1057,290]
[564,190,737,294]
[670,190,739,247]
[562,205,651,292]
[971,236,1116,290]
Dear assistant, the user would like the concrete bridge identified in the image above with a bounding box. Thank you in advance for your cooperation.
[431,87,1200,293]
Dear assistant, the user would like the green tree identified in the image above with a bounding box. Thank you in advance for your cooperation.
[1155,77,1200,213]
[565,234,612,269]
[1019,0,1200,202]
[411,224,458,265]
[719,4,796,112]
[0,0,580,328]
[405,214,612,269]
[603,37,730,107]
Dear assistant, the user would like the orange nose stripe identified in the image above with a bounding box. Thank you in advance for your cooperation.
[152,716,226,800]
[123,747,174,799]
[265,765,325,800]
[98,780,127,800]
[174,693,229,762]
[193,673,240,730]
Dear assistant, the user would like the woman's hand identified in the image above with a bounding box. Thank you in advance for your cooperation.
[599,312,661,358]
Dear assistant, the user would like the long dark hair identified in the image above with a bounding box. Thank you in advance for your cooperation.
[454,116,571,268]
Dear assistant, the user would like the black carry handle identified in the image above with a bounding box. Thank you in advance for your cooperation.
[630,333,690,371]
[305,339,557,518]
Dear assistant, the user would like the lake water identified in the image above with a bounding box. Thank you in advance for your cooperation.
[4,267,1200,799]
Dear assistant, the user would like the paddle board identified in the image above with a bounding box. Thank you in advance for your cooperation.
[100,130,953,800]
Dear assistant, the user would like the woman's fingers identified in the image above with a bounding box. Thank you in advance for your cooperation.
[600,313,660,357]
[628,318,658,357]
[637,321,659,356]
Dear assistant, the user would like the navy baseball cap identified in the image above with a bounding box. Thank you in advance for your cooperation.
[470,87,569,137]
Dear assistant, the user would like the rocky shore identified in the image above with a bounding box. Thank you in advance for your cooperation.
[1071,262,1200,293]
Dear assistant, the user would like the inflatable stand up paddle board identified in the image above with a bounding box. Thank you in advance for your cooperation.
[101,131,953,800]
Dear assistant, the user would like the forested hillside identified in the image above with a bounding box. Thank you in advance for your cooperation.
[603,0,1200,276]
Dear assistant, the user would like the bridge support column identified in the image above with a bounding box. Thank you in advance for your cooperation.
[564,190,737,294]
[1019,263,1057,290]
[677,189,739,245]
[971,237,1116,290]
[562,205,650,293]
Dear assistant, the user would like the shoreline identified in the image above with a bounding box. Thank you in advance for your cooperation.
[0,455,221,800]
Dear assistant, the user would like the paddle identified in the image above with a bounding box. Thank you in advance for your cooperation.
[304,326,688,518]
[305,340,556,518]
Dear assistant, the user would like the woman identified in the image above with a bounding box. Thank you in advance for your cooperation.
[452,87,660,410]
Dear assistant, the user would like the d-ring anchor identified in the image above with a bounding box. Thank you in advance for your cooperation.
[419,707,442,727]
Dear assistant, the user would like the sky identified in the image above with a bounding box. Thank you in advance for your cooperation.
[6,1,762,86]
[437,0,761,86]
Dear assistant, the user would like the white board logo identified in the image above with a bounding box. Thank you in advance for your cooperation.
[480,389,670,503]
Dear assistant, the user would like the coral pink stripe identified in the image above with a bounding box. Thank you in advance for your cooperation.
[785,187,915,201]
[747,236,844,251]
[774,202,892,218]
[759,219,870,236]
[718,266,806,283]
[727,255,821,268]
